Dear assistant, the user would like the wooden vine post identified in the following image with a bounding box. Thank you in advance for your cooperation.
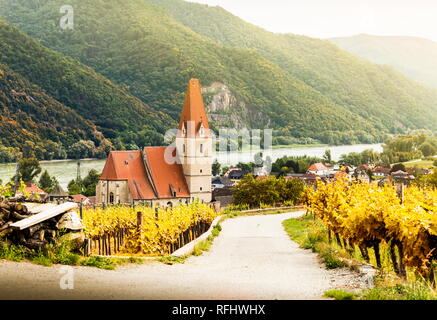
[137,211,143,254]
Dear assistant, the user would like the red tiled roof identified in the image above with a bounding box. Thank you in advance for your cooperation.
[308,163,328,171]
[178,79,210,138]
[99,151,156,200]
[144,146,190,199]
[88,196,97,204]
[70,194,89,203]
[373,167,390,174]
[391,170,407,176]
[24,183,46,194]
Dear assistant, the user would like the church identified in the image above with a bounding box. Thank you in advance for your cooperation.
[96,79,212,207]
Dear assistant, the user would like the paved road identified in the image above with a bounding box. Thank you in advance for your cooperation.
[0,211,362,299]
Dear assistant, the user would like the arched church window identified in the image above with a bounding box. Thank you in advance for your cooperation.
[109,192,114,204]
[200,144,203,153]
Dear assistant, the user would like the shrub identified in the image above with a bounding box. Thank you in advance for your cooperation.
[324,290,357,300]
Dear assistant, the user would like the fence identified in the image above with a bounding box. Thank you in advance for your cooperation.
[83,211,212,256]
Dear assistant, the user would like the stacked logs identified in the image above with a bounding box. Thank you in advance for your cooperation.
[0,197,78,250]
[0,197,36,232]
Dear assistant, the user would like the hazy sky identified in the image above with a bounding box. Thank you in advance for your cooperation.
[187,0,437,41]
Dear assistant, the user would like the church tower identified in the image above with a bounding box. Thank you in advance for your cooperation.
[176,79,212,203]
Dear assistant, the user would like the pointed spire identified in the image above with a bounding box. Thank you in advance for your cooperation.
[179,79,209,137]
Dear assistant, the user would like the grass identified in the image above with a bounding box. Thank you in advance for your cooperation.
[361,280,437,300]
[0,242,26,262]
[283,215,346,269]
[324,289,357,300]
[403,159,435,169]
[80,256,115,270]
[283,214,437,300]
[31,254,53,267]
[192,224,222,256]
[157,224,223,263]
[193,238,213,256]
[0,239,142,270]
[158,255,187,265]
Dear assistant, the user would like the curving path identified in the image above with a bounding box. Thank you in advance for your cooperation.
[0,211,363,300]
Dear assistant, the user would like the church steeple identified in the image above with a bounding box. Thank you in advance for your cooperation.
[179,79,209,137]
[175,78,212,204]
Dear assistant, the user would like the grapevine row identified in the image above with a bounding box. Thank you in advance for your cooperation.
[82,202,217,256]
[304,179,437,281]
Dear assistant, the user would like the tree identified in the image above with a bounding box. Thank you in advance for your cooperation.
[282,179,305,205]
[323,149,332,163]
[68,140,96,159]
[416,171,437,188]
[82,169,100,196]
[391,163,406,173]
[340,152,362,166]
[38,170,57,193]
[236,162,256,173]
[419,142,436,157]
[366,169,374,181]
[22,141,36,159]
[361,149,380,164]
[68,179,83,195]
[93,139,113,159]
[232,174,305,208]
[212,160,221,176]
[16,158,42,183]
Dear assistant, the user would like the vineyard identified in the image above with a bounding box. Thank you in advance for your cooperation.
[304,179,437,282]
[82,203,217,256]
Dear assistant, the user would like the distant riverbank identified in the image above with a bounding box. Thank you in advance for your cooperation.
[0,143,383,189]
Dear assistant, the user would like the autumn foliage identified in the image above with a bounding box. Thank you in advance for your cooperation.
[305,179,437,280]
[82,203,217,256]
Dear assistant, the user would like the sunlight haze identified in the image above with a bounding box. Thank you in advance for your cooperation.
[186,0,437,41]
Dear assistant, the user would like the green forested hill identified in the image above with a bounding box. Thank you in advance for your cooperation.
[0,0,436,149]
[0,63,108,161]
[148,0,437,134]
[0,19,174,153]
[330,34,437,89]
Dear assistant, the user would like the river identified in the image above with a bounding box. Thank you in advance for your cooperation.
[0,144,382,189]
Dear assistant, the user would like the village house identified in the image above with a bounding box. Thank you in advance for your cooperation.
[307,163,329,177]
[48,183,69,203]
[16,183,47,201]
[391,170,415,185]
[212,187,234,208]
[286,173,321,186]
[372,166,391,177]
[227,169,248,183]
[69,194,91,205]
[211,177,233,190]
[96,79,213,207]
